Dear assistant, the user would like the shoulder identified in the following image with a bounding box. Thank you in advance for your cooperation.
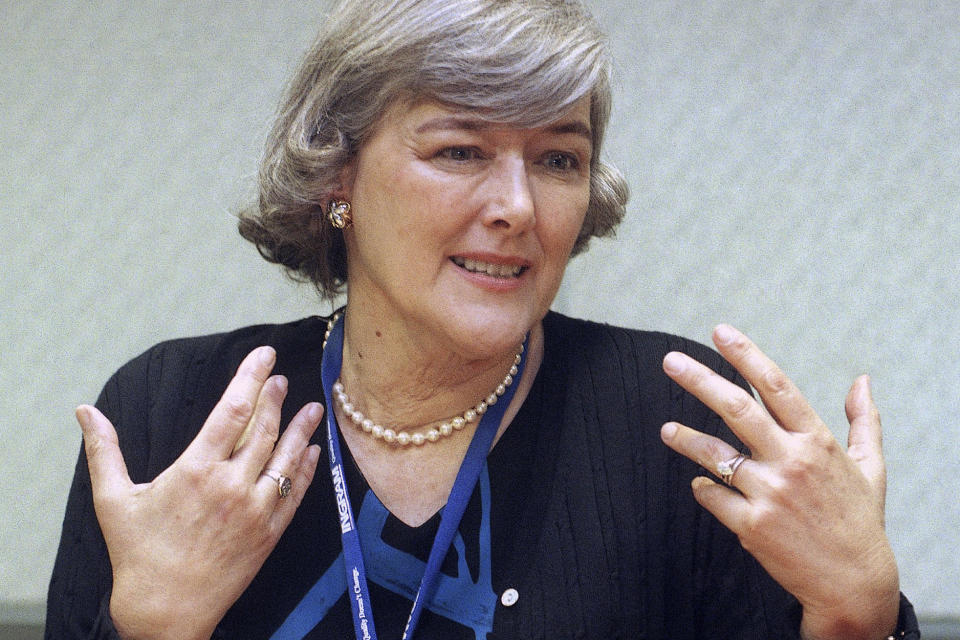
[542,311,740,384]
[95,316,331,480]
[106,315,330,392]
[540,311,748,444]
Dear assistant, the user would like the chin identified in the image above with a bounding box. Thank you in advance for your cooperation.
[448,308,539,358]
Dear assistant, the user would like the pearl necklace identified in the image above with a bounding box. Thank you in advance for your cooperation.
[323,312,522,447]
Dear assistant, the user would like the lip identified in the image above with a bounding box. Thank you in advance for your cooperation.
[449,252,531,287]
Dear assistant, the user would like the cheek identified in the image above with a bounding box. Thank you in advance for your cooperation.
[532,177,590,244]
[354,165,424,244]
[544,201,589,257]
[383,163,460,218]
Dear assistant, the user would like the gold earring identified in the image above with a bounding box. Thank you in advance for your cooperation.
[327,200,352,229]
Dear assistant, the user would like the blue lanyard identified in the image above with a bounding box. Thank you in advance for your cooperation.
[319,316,527,640]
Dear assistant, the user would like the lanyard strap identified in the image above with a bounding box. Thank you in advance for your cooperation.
[320,316,527,640]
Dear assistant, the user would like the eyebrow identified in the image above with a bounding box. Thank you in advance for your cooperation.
[415,116,592,142]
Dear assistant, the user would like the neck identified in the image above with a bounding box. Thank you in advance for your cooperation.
[334,307,542,435]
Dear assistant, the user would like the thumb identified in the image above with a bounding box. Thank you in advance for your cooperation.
[76,405,133,502]
[844,375,886,501]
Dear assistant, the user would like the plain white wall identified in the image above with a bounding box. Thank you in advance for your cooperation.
[2,0,957,622]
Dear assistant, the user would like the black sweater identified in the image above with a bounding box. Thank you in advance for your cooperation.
[46,312,918,639]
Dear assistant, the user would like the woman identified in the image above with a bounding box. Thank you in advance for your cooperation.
[47,0,918,638]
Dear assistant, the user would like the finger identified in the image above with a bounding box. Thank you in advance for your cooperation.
[712,324,821,433]
[268,443,322,531]
[232,375,289,476]
[689,475,751,533]
[661,421,756,490]
[190,346,276,459]
[256,402,324,500]
[76,405,134,502]
[845,375,886,498]
[663,351,785,457]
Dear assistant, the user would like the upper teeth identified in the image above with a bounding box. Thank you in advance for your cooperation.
[453,257,523,278]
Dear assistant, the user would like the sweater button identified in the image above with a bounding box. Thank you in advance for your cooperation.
[500,588,519,607]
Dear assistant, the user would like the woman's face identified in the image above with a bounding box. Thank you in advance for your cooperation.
[341,96,593,358]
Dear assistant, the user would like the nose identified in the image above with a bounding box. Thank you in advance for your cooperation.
[481,155,536,233]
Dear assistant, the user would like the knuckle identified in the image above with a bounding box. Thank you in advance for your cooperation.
[222,473,249,497]
[266,517,289,543]
[812,429,839,452]
[213,478,257,518]
[83,436,110,462]
[739,512,761,541]
[728,333,749,351]
[722,390,755,420]
[764,470,794,499]
[685,366,709,388]
[778,436,836,482]
[252,414,280,444]
[798,429,839,457]
[287,490,306,511]
[180,459,215,487]
[759,366,792,397]
[719,328,750,354]
[778,450,817,482]
[740,504,775,544]
[701,438,731,468]
[222,395,255,423]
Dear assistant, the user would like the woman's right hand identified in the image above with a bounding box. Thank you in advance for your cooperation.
[76,346,323,640]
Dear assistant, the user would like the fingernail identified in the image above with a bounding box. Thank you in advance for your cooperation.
[714,324,735,346]
[663,352,685,375]
[860,374,874,400]
[661,422,678,441]
[259,346,276,365]
[307,403,323,421]
[691,476,711,492]
[75,405,91,428]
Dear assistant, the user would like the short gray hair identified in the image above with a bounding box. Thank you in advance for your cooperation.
[239,0,629,298]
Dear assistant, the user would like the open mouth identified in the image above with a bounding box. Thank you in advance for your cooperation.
[451,256,527,278]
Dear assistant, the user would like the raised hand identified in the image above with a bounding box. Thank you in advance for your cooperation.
[660,325,900,640]
[76,346,323,640]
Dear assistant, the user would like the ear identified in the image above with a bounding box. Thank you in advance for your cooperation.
[333,157,358,202]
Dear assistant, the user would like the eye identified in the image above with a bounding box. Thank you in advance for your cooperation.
[543,152,579,172]
[437,146,481,162]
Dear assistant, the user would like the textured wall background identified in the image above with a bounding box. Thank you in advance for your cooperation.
[2,0,957,624]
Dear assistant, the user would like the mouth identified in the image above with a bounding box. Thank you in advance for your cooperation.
[451,256,527,279]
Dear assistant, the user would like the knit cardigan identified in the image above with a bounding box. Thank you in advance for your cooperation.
[46,312,918,639]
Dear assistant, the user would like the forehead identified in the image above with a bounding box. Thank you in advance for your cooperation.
[382,95,593,139]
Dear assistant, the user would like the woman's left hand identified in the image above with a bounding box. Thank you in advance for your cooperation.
[660,324,900,640]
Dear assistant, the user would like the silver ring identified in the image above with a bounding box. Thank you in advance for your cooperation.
[263,469,292,498]
[717,453,748,486]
